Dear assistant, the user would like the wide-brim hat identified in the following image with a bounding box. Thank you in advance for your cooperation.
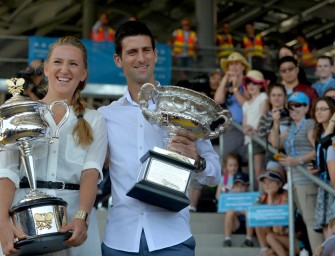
[243,70,268,88]
[220,52,251,72]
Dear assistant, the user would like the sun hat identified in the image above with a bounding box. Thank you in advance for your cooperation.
[243,70,268,88]
[258,171,283,184]
[287,92,310,106]
[233,172,249,185]
[220,52,251,72]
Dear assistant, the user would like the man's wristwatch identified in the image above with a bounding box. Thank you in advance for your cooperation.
[195,157,206,173]
[74,210,89,226]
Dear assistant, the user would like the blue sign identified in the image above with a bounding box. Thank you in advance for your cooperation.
[28,36,172,85]
[217,192,260,213]
[247,204,289,227]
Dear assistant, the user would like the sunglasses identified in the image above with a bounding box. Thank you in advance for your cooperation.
[288,102,306,110]
[280,66,295,74]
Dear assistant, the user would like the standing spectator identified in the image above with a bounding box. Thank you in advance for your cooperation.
[98,21,220,256]
[241,22,265,70]
[295,34,317,71]
[324,88,335,100]
[0,36,107,256]
[257,83,291,170]
[216,22,234,62]
[310,97,335,238]
[91,12,114,42]
[312,56,335,96]
[222,172,255,247]
[268,92,324,252]
[171,17,198,80]
[214,52,250,163]
[278,56,318,107]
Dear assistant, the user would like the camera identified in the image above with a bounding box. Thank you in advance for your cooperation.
[17,64,44,89]
[279,108,289,118]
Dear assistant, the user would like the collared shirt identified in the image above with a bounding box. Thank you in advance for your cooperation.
[0,107,107,256]
[312,77,335,96]
[98,88,220,252]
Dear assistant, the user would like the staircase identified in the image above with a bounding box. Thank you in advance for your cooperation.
[97,210,261,256]
[191,212,260,256]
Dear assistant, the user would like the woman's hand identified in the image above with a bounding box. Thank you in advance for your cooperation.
[278,156,298,167]
[271,109,281,124]
[0,218,27,255]
[60,218,87,247]
[307,163,318,175]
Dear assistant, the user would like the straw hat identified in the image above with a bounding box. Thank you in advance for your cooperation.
[220,52,250,72]
[243,70,268,89]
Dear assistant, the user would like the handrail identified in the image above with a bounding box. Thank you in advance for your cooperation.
[221,121,335,256]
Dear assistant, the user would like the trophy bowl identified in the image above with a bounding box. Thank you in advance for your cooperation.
[126,83,232,212]
[0,78,72,255]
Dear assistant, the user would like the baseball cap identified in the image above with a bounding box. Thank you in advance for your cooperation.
[233,172,249,184]
[287,92,310,106]
[258,171,283,184]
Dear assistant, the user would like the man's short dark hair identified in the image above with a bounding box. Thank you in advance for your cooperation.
[278,56,298,68]
[114,21,156,57]
[317,55,333,66]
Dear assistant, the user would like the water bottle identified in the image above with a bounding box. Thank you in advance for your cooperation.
[299,248,309,256]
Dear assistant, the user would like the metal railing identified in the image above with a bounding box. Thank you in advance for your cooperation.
[219,121,335,256]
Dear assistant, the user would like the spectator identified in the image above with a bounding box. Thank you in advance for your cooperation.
[324,88,335,100]
[295,34,317,70]
[171,17,198,80]
[278,45,311,86]
[310,97,335,238]
[222,172,255,247]
[214,52,250,164]
[91,12,114,42]
[312,56,335,96]
[0,36,108,256]
[242,70,268,188]
[216,22,234,62]
[215,152,242,198]
[278,56,318,107]
[257,83,291,168]
[268,92,324,252]
[241,22,265,70]
[98,21,220,255]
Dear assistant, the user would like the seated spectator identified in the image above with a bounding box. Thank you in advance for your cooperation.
[278,56,318,108]
[222,172,255,247]
[242,70,268,189]
[312,56,335,96]
[91,12,114,42]
[268,92,323,252]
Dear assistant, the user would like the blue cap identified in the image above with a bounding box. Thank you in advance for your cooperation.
[287,92,309,106]
[233,172,249,184]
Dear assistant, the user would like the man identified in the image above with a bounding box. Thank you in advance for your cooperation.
[278,56,318,107]
[241,22,264,69]
[98,21,220,256]
[216,22,234,61]
[295,34,317,69]
[91,12,115,42]
[312,55,335,96]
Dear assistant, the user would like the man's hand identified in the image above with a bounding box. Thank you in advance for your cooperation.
[167,130,199,161]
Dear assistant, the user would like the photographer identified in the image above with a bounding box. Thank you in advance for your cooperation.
[17,59,46,100]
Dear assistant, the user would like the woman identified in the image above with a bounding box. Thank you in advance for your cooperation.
[268,91,324,252]
[257,83,291,168]
[310,97,335,237]
[0,36,107,255]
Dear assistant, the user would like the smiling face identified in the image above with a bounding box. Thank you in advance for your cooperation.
[44,45,87,102]
[316,58,333,80]
[114,35,157,91]
[279,62,299,84]
[288,101,308,122]
[225,157,239,176]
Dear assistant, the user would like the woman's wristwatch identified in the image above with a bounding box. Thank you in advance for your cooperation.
[74,210,89,226]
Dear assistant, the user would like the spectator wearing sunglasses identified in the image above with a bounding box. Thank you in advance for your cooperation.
[278,56,318,108]
[268,92,323,253]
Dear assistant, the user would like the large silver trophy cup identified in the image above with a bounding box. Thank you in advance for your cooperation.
[126,83,232,212]
[0,78,71,255]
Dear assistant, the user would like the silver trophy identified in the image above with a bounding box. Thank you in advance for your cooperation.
[126,83,232,212]
[0,78,71,255]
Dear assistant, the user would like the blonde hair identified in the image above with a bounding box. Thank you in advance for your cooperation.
[46,36,93,146]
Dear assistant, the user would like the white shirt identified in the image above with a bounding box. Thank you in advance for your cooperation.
[98,89,220,252]
[0,107,107,256]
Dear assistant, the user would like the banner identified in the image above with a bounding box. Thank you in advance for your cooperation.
[217,192,259,213]
[28,36,172,85]
[247,204,289,227]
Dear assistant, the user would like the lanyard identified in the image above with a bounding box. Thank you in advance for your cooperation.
[316,138,328,181]
[285,119,306,157]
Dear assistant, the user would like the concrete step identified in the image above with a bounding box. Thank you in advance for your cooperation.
[196,247,260,256]
[194,234,259,247]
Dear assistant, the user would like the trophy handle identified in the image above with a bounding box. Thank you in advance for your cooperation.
[138,83,159,124]
[206,109,232,139]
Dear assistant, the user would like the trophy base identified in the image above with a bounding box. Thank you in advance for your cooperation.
[127,180,190,212]
[13,231,72,256]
